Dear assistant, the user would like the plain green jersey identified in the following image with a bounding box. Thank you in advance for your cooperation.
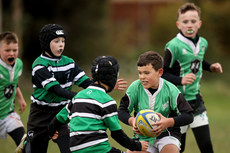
[165,33,208,101]
[0,58,23,119]
[119,78,193,142]
[56,85,121,153]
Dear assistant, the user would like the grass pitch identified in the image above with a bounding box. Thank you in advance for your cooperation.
[1,80,229,153]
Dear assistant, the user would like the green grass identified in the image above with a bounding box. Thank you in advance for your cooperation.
[1,79,230,153]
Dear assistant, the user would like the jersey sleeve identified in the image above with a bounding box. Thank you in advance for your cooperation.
[111,130,142,151]
[73,63,90,86]
[162,49,182,85]
[173,93,194,127]
[49,85,76,99]
[163,39,183,85]
[165,41,178,68]
[32,65,59,90]
[167,83,193,126]
[126,80,139,113]
[118,80,139,125]
[56,103,71,124]
[202,60,211,72]
[103,100,122,131]
[118,94,132,125]
[168,85,182,113]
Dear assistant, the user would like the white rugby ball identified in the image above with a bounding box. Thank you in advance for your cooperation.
[135,109,160,137]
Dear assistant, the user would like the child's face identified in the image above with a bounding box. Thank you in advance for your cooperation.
[0,41,18,65]
[176,10,202,39]
[138,64,163,89]
[50,37,65,57]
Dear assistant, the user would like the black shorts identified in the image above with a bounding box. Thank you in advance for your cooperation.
[27,103,68,144]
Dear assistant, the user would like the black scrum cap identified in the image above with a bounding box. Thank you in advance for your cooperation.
[91,56,119,92]
[39,24,66,58]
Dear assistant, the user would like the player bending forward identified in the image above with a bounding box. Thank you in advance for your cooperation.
[48,56,149,153]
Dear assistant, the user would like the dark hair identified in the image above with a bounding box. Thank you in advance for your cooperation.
[137,51,163,71]
[177,3,201,19]
[0,32,18,44]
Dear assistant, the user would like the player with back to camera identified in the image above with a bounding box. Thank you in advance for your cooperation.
[162,3,223,153]
[118,51,194,153]
[0,32,27,147]
[19,24,127,153]
[48,55,149,153]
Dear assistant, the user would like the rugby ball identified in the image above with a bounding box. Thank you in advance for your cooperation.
[135,109,160,137]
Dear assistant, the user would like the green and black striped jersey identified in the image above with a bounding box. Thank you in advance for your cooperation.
[165,33,208,101]
[31,54,89,107]
[0,58,23,119]
[56,85,121,153]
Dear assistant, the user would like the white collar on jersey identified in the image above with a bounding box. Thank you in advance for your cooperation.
[177,33,201,56]
[87,85,106,93]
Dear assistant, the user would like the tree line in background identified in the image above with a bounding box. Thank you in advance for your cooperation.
[1,0,229,76]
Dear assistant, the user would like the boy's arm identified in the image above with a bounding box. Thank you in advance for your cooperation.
[151,93,193,135]
[118,94,132,125]
[78,78,92,89]
[163,49,197,85]
[172,93,193,127]
[203,60,223,73]
[16,87,27,114]
[111,129,143,151]
[48,105,70,138]
[202,60,211,71]
[162,49,182,85]
[48,116,65,138]
[118,94,142,135]
[49,85,77,99]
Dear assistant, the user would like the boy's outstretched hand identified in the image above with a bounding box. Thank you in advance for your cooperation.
[114,78,128,91]
[140,141,149,151]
